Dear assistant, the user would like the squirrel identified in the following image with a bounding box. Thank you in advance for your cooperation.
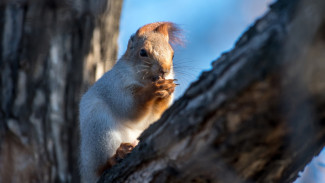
[79,22,182,183]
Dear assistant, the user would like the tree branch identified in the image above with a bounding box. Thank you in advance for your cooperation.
[99,0,325,182]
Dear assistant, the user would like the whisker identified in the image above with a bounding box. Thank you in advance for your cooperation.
[137,69,147,74]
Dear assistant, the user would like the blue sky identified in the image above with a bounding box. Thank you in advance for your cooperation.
[118,1,325,182]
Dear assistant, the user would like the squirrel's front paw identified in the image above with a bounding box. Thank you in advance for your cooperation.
[153,78,177,98]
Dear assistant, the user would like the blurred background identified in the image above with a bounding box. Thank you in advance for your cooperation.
[0,0,324,182]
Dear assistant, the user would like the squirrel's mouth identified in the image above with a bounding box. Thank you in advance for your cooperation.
[151,69,168,81]
[151,75,162,82]
[140,67,170,82]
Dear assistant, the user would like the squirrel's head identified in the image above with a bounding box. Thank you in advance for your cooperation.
[122,22,182,82]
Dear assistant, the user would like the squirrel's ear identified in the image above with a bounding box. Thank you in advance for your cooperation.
[154,23,170,42]
[137,22,161,36]
[137,22,184,46]
[127,34,135,49]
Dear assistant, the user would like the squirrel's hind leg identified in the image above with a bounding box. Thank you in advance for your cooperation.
[96,142,136,176]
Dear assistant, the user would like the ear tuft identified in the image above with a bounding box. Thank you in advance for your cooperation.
[136,22,184,46]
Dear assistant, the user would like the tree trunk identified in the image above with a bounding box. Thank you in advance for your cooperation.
[99,0,325,182]
[0,0,123,182]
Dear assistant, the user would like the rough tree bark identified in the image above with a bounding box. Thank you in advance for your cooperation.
[0,0,123,182]
[99,0,325,182]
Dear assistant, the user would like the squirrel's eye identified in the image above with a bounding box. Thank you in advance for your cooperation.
[139,49,148,57]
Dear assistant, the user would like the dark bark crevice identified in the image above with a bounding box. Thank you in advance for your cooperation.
[0,0,123,182]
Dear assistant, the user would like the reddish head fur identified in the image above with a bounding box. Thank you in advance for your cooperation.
[136,22,183,46]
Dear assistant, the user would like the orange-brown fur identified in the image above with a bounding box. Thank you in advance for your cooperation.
[130,78,176,121]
